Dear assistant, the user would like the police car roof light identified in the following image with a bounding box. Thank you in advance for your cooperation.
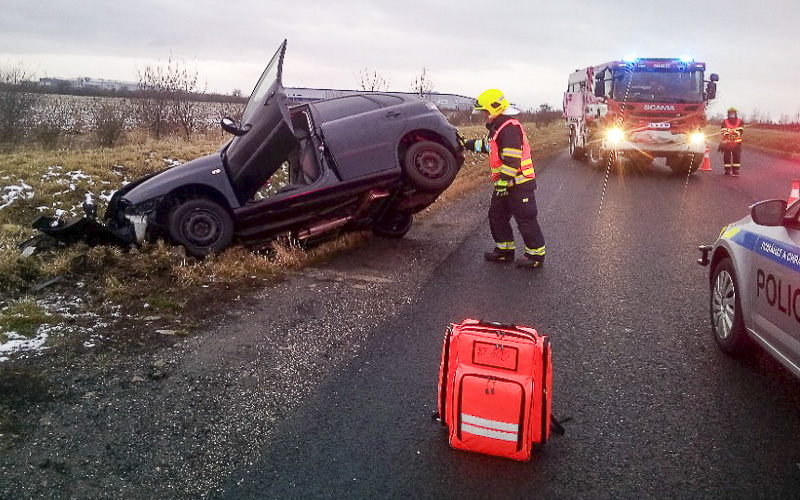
[622,54,638,63]
[679,55,694,63]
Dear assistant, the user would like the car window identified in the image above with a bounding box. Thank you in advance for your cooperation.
[786,200,800,225]
[365,94,405,107]
[313,96,381,122]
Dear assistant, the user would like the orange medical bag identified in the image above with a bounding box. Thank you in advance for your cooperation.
[437,319,553,461]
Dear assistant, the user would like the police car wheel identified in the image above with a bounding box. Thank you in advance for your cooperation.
[710,257,749,354]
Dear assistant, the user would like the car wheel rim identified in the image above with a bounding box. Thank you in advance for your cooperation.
[712,270,736,340]
[414,149,448,179]
[182,210,223,247]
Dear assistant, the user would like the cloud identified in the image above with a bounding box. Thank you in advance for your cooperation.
[0,0,798,116]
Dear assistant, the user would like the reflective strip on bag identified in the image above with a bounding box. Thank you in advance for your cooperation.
[461,413,519,442]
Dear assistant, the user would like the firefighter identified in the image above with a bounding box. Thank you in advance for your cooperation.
[720,107,744,176]
[463,89,545,268]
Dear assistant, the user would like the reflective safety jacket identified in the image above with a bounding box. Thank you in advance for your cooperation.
[721,117,744,144]
[489,118,536,185]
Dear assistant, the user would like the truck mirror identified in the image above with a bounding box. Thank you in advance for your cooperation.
[710,73,719,82]
[705,81,717,100]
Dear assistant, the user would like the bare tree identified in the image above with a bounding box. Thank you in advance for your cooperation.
[171,60,206,140]
[410,67,435,98]
[136,58,176,139]
[357,68,390,92]
[0,62,40,145]
[92,98,130,147]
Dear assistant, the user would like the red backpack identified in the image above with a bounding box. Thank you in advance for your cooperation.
[436,319,560,461]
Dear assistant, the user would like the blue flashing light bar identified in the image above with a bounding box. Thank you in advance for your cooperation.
[622,54,638,63]
[679,55,694,63]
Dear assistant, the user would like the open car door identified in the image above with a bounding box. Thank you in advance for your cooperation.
[224,39,296,203]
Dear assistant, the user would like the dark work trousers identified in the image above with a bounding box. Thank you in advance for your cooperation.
[488,181,545,252]
[722,143,742,166]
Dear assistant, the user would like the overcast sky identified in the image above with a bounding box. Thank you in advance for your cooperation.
[0,0,797,119]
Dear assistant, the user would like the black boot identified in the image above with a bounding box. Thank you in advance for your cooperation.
[484,248,515,263]
[732,167,740,177]
[724,167,731,175]
[516,255,544,268]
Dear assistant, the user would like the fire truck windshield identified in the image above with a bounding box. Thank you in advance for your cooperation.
[612,68,704,103]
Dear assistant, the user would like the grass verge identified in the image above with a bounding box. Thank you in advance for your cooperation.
[0,122,564,353]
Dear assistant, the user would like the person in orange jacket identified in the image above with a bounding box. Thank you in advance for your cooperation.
[719,107,744,176]
[463,89,545,268]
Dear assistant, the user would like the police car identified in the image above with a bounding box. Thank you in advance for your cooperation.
[698,199,800,377]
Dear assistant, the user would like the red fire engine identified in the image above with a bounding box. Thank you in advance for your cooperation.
[563,56,718,174]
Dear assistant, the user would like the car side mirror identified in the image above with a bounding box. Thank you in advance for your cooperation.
[710,73,719,82]
[751,199,787,226]
[221,117,249,136]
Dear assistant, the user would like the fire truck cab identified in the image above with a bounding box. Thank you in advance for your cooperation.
[563,57,718,175]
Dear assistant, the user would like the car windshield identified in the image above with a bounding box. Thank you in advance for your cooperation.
[613,68,704,103]
[240,43,284,125]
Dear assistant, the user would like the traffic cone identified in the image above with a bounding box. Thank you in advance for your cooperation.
[788,179,800,206]
[700,146,712,171]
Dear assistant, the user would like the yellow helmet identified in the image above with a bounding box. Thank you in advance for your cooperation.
[474,89,510,118]
[727,107,738,114]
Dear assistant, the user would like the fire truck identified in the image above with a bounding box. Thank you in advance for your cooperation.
[563,57,718,174]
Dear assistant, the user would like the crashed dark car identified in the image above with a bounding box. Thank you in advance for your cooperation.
[24,40,465,257]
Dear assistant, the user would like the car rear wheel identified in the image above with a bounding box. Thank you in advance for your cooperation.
[710,257,749,354]
[373,211,413,238]
[168,198,234,258]
[403,141,458,193]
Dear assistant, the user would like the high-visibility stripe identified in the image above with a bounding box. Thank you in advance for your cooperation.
[500,165,517,176]
[461,423,518,442]
[525,245,546,256]
[461,413,519,432]
[515,176,533,184]
[496,241,515,250]
[521,158,533,166]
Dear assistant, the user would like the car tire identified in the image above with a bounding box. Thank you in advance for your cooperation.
[710,257,749,354]
[168,198,234,258]
[403,141,458,193]
[569,129,585,160]
[373,211,413,238]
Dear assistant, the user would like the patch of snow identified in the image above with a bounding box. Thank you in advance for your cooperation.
[163,158,184,168]
[0,181,35,210]
[0,329,49,362]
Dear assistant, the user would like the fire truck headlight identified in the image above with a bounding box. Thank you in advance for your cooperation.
[690,132,706,144]
[606,128,625,144]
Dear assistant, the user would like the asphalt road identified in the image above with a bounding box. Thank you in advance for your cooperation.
[219,148,800,499]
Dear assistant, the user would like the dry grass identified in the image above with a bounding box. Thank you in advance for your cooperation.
[0,121,564,345]
[704,125,800,158]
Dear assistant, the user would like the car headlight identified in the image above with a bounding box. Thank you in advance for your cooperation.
[690,132,706,144]
[606,128,625,145]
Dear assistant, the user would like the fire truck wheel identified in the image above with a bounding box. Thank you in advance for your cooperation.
[587,141,606,169]
[669,154,701,175]
[569,130,585,160]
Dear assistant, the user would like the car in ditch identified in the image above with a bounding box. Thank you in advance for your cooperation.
[697,198,800,378]
[22,40,465,257]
